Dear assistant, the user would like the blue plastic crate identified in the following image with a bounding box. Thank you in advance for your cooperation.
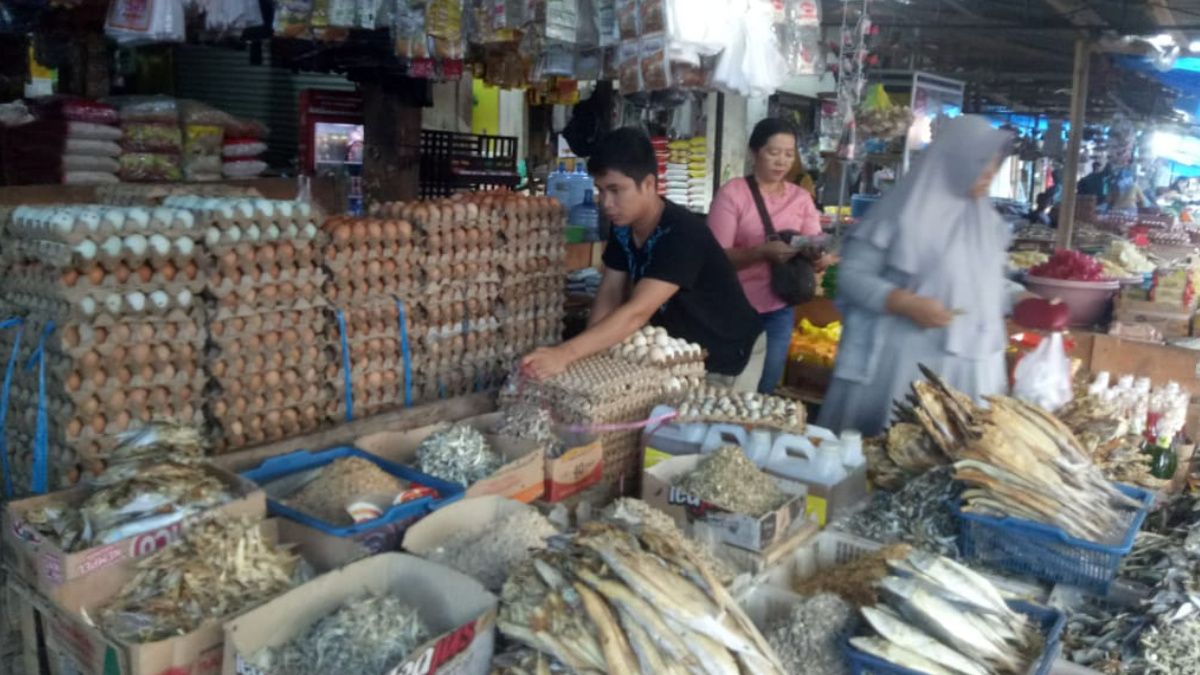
[846,600,1066,675]
[241,446,465,553]
[955,483,1154,591]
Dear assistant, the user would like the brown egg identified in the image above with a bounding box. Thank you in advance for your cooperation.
[182,261,199,280]
[333,223,352,245]
[212,361,227,378]
[128,389,148,407]
[212,399,228,416]
[66,418,83,437]
[80,349,101,371]
[159,363,176,380]
[282,408,300,429]
[251,394,267,410]
[166,325,182,342]
[264,371,281,387]
[220,250,239,271]
[150,387,170,406]
[283,328,300,344]
[86,266,106,285]
[282,369,299,385]
[90,414,107,434]
[351,221,368,242]
[113,411,131,432]
[268,352,284,369]
[153,344,171,363]
[114,367,132,385]
[231,317,246,333]
[138,324,154,341]
[229,420,244,436]
[225,379,243,397]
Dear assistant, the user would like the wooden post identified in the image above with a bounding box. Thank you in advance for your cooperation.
[362,83,423,204]
[1057,37,1092,249]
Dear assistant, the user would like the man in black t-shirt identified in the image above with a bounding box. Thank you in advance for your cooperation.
[522,128,765,389]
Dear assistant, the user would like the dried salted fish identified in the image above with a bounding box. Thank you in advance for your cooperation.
[252,595,430,675]
[1058,396,1165,490]
[674,445,789,517]
[428,506,557,591]
[102,421,207,474]
[417,423,503,486]
[793,544,912,607]
[286,456,407,525]
[603,497,735,585]
[836,466,960,558]
[764,594,856,675]
[1140,616,1200,673]
[495,404,566,457]
[100,517,299,642]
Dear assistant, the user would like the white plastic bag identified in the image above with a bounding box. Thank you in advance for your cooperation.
[1012,332,1074,412]
[105,0,185,44]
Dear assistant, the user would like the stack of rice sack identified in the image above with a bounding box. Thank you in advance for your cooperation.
[222,116,270,180]
[163,196,339,453]
[113,97,183,183]
[0,204,206,492]
[179,101,226,182]
[3,97,122,185]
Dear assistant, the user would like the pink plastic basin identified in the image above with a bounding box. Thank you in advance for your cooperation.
[1023,276,1120,327]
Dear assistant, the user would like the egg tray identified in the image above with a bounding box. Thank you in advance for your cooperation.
[9,238,206,276]
[1,291,202,325]
[207,269,326,300]
[55,403,205,443]
[6,274,206,312]
[209,241,321,273]
[162,196,320,226]
[323,277,419,305]
[20,403,206,446]
[209,415,333,454]
[65,378,207,419]
[208,294,329,320]
[208,385,340,420]
[323,217,419,246]
[55,356,205,392]
[21,260,206,293]
[97,183,264,206]
[208,364,340,395]
[207,307,326,340]
[51,314,205,350]
[207,346,332,380]
[323,244,416,267]
[208,321,325,352]
[8,206,203,242]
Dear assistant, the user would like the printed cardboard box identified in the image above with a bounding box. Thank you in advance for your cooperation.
[223,553,498,675]
[357,415,544,503]
[11,519,363,675]
[641,454,807,552]
[543,438,603,502]
[2,463,266,612]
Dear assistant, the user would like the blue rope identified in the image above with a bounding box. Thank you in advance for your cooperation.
[0,317,25,497]
[25,320,54,494]
[335,310,354,422]
[393,297,414,408]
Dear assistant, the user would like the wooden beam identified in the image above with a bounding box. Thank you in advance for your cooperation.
[212,393,495,472]
[1041,0,1108,27]
[1057,37,1093,250]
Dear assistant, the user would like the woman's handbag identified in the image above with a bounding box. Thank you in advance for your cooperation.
[745,175,818,305]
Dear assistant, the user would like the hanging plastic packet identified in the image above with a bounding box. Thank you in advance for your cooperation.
[576,47,603,80]
[543,0,579,44]
[639,32,670,91]
[105,0,184,44]
[616,0,638,40]
[595,0,616,47]
[428,0,464,59]
[617,39,642,94]
[575,0,599,48]
[781,0,822,76]
[538,42,577,78]
[638,0,663,34]
[273,0,313,37]
[394,0,431,58]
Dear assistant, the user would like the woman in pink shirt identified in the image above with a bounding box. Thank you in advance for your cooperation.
[708,118,823,393]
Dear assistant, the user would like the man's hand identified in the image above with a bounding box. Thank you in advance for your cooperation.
[887,290,955,329]
[520,346,575,381]
[760,240,798,265]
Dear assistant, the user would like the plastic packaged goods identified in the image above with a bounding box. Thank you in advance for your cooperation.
[63,171,120,185]
[616,0,637,39]
[639,32,670,90]
[62,155,120,173]
[222,159,268,179]
[118,152,183,182]
[192,0,265,32]
[122,123,184,153]
[183,124,224,156]
[223,138,268,158]
[104,0,185,44]
[393,0,430,58]
[224,116,269,139]
[273,0,314,37]
[28,97,120,125]
[778,0,822,76]
[638,0,663,33]
[110,96,179,123]
[617,40,642,94]
[711,0,786,97]
[64,138,122,158]
[67,121,123,141]
[427,0,464,58]
[542,0,580,43]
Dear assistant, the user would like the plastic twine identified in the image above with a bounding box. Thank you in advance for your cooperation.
[25,320,54,494]
[0,317,25,497]
[335,310,353,422]
[393,296,413,408]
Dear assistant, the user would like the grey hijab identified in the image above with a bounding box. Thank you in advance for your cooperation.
[852,115,1014,358]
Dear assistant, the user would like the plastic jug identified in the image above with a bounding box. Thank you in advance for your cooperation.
[569,190,600,241]
[839,430,865,469]
[642,404,709,468]
[699,424,775,465]
[764,428,848,486]
[569,163,593,207]
[547,162,572,206]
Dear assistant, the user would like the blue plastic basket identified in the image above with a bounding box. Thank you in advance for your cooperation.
[955,483,1154,591]
[846,600,1066,675]
[241,446,465,552]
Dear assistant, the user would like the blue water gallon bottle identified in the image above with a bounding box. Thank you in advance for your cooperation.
[569,190,600,241]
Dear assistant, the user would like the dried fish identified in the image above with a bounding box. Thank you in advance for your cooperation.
[427,506,558,591]
[285,456,408,525]
[764,594,856,675]
[417,423,503,486]
[674,446,789,517]
[836,466,961,558]
[100,517,299,642]
[1058,396,1165,490]
[494,404,566,457]
[103,421,207,473]
[602,497,735,585]
[792,544,912,607]
[252,594,430,675]
[1139,616,1200,673]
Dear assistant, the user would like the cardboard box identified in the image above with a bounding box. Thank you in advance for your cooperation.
[403,495,526,558]
[358,415,544,503]
[1114,298,1193,339]
[641,455,807,552]
[544,437,603,502]
[223,553,498,675]
[2,463,266,612]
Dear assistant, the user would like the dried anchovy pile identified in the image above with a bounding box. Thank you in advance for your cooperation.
[603,497,735,585]
[764,594,856,675]
[288,457,407,524]
[428,506,557,591]
[417,423,503,486]
[100,518,299,642]
[792,544,912,607]
[494,404,566,457]
[674,445,789,516]
[835,466,961,558]
[1140,616,1200,673]
[254,595,430,675]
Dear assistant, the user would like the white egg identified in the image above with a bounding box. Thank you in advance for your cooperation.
[176,210,195,229]
[297,203,313,219]
[79,211,101,232]
[174,237,195,256]
[284,224,299,238]
[79,297,96,316]
[235,201,255,221]
[124,234,149,257]
[301,223,317,239]
[148,234,170,256]
[205,227,221,247]
[126,208,150,229]
[51,212,74,235]
[244,224,262,242]
[125,291,146,313]
[101,236,123,258]
[151,208,174,229]
[75,240,98,260]
[103,293,123,314]
[254,199,275,219]
[277,202,294,219]
[103,210,125,231]
[265,224,281,240]
[649,347,666,363]
[177,288,193,307]
[224,226,242,244]
[149,290,170,310]
[218,204,235,221]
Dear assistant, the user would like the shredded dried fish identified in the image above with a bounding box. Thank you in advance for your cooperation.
[674,445,789,516]
[835,466,961,558]
[252,594,430,675]
[792,544,912,607]
[417,423,503,486]
[603,497,736,585]
[495,404,567,457]
[428,506,558,591]
[286,456,407,525]
[100,517,300,642]
[765,594,856,675]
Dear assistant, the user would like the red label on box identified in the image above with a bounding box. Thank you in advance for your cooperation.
[389,620,476,675]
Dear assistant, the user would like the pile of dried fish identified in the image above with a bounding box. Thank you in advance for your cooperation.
[853,550,1043,675]
[286,456,408,525]
[499,521,786,674]
[20,460,233,551]
[417,423,503,486]
[865,422,949,490]
[675,386,805,431]
[494,404,566,457]
[898,368,1141,542]
[1139,615,1200,673]
[793,544,912,607]
[674,445,789,516]
[836,466,961,558]
[250,595,430,675]
[427,505,558,591]
[1057,396,1165,490]
[100,517,300,642]
[101,421,207,471]
[764,593,856,675]
[602,497,735,585]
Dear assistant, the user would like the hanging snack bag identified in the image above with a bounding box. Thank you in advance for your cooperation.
[617,39,642,94]
[119,152,183,182]
[105,0,184,43]
[122,122,183,153]
[639,32,670,91]
[428,0,464,59]
[616,0,638,40]
[273,0,314,37]
[638,0,663,34]
[394,0,431,58]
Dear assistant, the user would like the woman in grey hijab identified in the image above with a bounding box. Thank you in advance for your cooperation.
[818,116,1018,436]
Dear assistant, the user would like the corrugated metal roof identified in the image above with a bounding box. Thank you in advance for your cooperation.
[174,45,356,170]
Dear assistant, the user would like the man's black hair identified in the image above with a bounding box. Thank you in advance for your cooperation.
[587,127,657,186]
[749,118,797,153]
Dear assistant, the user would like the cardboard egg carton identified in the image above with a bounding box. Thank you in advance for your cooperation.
[52,353,205,392]
[97,183,263,206]
[210,362,339,396]
[7,273,205,312]
[8,237,205,277]
[208,307,326,341]
[209,293,329,320]
[209,240,321,274]
[8,205,203,241]
[14,259,206,293]
[163,196,320,228]
[207,265,325,298]
[65,374,207,417]
[209,379,339,414]
[209,408,333,452]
